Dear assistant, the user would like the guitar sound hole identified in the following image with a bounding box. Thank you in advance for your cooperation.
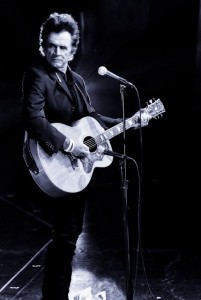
[84,136,97,152]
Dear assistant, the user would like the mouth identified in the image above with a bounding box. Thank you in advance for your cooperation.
[52,58,62,62]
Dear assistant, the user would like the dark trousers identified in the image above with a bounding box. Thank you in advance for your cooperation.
[41,189,88,300]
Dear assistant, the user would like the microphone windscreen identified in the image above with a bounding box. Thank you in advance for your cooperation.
[98,66,107,76]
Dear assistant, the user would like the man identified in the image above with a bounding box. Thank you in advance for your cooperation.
[21,12,150,300]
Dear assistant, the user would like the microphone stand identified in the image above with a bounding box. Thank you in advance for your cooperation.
[119,84,132,300]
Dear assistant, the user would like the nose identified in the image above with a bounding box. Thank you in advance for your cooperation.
[54,46,62,55]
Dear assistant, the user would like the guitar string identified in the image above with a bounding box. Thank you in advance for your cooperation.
[82,101,163,150]
[83,122,131,149]
[83,129,119,149]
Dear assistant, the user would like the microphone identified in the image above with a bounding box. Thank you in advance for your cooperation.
[98,66,134,88]
[103,149,132,160]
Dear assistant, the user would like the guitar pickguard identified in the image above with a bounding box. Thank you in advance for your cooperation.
[81,144,108,173]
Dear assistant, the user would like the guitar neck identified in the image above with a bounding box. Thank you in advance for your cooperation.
[94,98,165,146]
[95,116,136,145]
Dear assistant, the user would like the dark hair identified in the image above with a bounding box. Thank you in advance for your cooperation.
[39,12,80,58]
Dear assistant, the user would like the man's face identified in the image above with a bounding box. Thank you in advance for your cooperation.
[44,31,73,73]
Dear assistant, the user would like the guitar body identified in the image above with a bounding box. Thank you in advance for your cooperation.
[24,116,113,197]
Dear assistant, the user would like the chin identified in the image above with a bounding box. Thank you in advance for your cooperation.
[52,62,62,68]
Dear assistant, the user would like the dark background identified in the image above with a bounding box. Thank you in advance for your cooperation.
[0,0,201,248]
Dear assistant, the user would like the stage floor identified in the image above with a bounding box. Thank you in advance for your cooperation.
[0,182,201,300]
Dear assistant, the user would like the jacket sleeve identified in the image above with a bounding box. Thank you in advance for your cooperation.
[21,66,66,154]
[98,114,123,127]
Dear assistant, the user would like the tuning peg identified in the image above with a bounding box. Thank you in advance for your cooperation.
[146,98,154,105]
[154,114,163,119]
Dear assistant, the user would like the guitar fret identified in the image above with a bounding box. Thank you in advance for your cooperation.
[96,134,105,145]
[103,131,110,140]
[128,119,133,127]
[116,125,121,133]
[113,126,121,136]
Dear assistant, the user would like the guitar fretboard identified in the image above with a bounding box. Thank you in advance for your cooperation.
[85,98,165,149]
[96,116,135,145]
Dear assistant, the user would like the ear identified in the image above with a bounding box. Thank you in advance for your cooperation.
[68,53,74,61]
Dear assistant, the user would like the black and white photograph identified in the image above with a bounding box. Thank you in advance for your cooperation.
[0,1,201,299]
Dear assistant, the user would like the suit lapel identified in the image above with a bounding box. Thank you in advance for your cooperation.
[50,72,72,98]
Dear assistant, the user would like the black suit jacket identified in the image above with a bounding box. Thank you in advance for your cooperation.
[22,58,120,154]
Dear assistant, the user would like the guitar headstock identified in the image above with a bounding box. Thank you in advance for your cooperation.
[127,98,165,129]
[146,98,165,119]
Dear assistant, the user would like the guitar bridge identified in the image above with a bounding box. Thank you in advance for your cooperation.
[66,153,78,170]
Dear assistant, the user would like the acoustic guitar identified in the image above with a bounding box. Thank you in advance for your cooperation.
[23,98,165,197]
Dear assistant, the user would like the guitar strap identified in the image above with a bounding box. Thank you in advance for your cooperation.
[73,82,108,130]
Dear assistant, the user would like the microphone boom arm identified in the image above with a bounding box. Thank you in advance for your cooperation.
[103,150,132,160]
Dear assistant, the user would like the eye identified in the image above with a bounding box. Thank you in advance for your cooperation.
[60,46,67,51]
[47,43,56,50]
